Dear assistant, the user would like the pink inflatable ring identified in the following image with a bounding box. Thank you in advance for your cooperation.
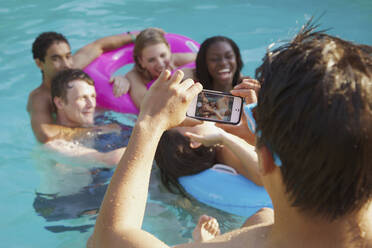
[84,33,200,114]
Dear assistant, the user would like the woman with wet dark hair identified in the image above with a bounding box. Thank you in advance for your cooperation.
[155,123,262,196]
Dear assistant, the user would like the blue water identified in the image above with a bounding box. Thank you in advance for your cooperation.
[0,0,371,247]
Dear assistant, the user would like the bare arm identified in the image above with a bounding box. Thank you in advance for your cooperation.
[27,90,94,143]
[126,69,148,109]
[73,32,136,69]
[181,67,195,80]
[185,126,262,186]
[218,132,262,186]
[45,139,125,166]
[173,53,197,67]
[109,67,148,108]
[27,90,122,143]
[89,70,202,247]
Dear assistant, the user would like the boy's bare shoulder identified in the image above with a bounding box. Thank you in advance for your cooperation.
[27,86,52,113]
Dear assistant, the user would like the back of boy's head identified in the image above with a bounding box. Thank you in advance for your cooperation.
[255,21,372,220]
[32,31,69,62]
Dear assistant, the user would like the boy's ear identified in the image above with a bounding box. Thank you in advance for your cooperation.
[258,145,277,176]
[53,97,64,110]
[34,59,43,70]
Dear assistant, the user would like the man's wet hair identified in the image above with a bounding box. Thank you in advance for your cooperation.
[196,36,243,90]
[32,32,70,62]
[255,20,372,220]
[51,69,94,111]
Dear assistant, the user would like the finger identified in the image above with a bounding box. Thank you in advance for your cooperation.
[169,70,184,86]
[231,89,257,103]
[211,220,219,235]
[244,90,257,104]
[230,88,253,97]
[198,215,211,225]
[184,132,204,142]
[178,78,195,92]
[154,69,171,87]
[186,82,203,102]
[234,80,260,90]
[215,122,235,130]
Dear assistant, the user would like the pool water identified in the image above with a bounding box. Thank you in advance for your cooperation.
[0,0,371,247]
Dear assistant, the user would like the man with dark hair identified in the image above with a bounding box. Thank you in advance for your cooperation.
[27,31,136,143]
[34,69,128,227]
[46,68,126,165]
[87,22,372,248]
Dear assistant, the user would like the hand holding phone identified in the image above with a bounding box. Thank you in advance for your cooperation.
[186,90,243,125]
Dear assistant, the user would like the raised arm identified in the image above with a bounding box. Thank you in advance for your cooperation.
[173,53,197,67]
[89,70,202,248]
[73,32,136,69]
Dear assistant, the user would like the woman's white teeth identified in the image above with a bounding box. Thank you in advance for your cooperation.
[219,69,230,73]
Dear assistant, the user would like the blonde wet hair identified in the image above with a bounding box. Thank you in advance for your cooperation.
[133,28,170,75]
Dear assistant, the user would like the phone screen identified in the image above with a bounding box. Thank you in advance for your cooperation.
[187,90,243,124]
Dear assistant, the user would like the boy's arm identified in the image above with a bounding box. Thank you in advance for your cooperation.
[73,32,136,69]
[27,92,118,143]
[45,139,125,166]
[173,53,197,67]
[185,126,262,186]
[126,69,148,109]
[27,91,93,143]
[89,70,202,247]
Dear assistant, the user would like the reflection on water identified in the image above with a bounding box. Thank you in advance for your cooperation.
[1,0,371,247]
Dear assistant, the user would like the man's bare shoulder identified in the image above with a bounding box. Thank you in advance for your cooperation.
[27,85,52,113]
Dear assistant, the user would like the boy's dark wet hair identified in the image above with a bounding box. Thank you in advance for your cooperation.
[196,36,243,90]
[32,32,69,62]
[155,129,217,195]
[51,69,94,111]
[255,21,372,220]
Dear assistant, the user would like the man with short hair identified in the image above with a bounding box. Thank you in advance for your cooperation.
[88,23,372,248]
[46,68,126,165]
[27,31,136,143]
[33,69,128,226]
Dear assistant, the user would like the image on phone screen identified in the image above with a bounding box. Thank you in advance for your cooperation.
[195,92,233,121]
[187,90,242,124]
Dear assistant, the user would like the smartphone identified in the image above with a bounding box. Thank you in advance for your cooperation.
[187,90,243,125]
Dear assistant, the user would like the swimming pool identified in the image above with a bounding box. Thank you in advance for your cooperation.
[0,0,371,246]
